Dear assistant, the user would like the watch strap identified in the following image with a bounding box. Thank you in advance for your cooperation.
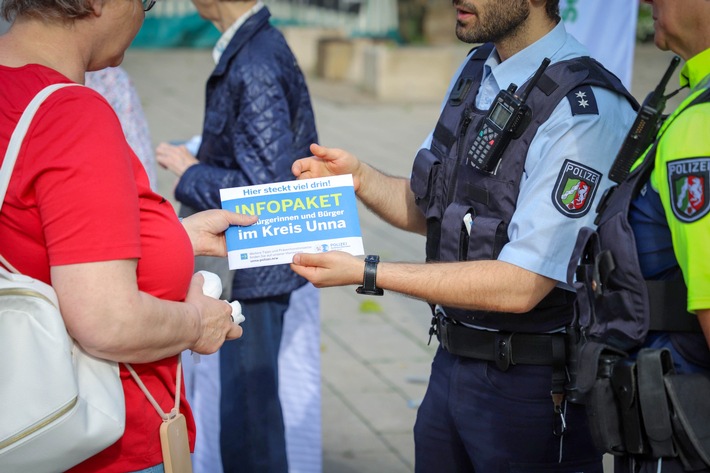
[356,255,383,296]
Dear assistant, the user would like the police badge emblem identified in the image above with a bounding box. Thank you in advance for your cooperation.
[551,159,601,218]
[667,157,710,223]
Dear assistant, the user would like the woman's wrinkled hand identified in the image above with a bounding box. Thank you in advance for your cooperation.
[185,272,243,354]
[155,142,199,177]
[182,209,258,257]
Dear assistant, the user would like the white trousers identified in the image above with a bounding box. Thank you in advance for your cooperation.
[183,282,322,473]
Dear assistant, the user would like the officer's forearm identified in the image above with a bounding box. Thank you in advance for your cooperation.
[375,259,558,313]
[356,163,427,235]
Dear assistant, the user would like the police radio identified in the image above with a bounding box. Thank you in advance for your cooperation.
[608,55,681,183]
[468,57,551,173]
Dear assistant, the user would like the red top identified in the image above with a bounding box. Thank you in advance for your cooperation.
[0,64,196,472]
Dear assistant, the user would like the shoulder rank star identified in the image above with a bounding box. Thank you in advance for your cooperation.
[566,85,599,116]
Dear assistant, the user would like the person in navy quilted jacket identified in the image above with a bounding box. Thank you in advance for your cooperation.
[156,1,318,472]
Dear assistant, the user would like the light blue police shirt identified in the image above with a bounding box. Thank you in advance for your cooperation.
[419,21,636,287]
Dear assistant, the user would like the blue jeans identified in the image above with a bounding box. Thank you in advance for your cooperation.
[129,464,164,473]
[414,346,603,472]
[220,294,290,473]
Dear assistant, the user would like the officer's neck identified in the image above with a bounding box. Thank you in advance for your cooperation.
[494,16,557,62]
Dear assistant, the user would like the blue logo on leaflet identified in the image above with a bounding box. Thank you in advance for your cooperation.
[240,253,248,260]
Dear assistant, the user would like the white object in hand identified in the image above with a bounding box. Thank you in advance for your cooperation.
[198,270,245,325]
[229,301,245,325]
[198,270,223,299]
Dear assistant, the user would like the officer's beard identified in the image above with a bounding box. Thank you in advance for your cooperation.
[454,0,530,45]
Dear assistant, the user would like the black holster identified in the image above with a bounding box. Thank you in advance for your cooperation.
[580,346,710,471]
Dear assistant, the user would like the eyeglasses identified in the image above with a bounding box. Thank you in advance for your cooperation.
[143,0,156,11]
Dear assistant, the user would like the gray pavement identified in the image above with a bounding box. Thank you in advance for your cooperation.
[122,41,681,473]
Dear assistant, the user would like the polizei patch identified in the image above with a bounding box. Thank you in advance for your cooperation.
[551,159,602,218]
[667,157,710,223]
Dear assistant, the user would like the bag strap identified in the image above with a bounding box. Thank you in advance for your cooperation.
[0,83,80,211]
[125,357,183,419]
[0,83,80,272]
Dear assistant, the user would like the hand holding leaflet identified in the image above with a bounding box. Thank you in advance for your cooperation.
[220,175,364,269]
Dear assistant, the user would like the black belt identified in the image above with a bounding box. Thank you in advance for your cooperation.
[434,313,569,435]
[435,315,566,372]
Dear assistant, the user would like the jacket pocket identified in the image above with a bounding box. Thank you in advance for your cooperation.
[203,105,227,136]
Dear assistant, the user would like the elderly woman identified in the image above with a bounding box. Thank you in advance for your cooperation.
[0,1,255,472]
[155,1,320,472]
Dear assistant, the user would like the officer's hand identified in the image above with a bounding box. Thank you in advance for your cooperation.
[290,251,364,288]
[292,144,364,192]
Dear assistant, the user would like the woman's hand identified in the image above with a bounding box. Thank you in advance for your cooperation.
[290,251,365,288]
[155,142,199,177]
[182,209,258,257]
[185,272,242,354]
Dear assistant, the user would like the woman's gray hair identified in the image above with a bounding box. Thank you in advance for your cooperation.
[1,0,95,22]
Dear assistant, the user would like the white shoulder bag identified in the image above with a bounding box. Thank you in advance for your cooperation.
[0,84,126,473]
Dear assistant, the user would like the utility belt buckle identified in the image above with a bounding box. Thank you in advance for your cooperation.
[494,332,514,371]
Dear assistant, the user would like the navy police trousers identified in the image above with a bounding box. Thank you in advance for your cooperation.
[414,346,603,473]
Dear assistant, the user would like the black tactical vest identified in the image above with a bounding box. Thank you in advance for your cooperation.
[410,43,637,333]
[569,88,710,368]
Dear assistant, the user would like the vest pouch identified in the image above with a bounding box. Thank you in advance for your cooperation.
[590,212,650,349]
[439,203,473,261]
[664,373,710,471]
[591,289,644,351]
[464,215,506,261]
[568,224,648,352]
[411,148,443,219]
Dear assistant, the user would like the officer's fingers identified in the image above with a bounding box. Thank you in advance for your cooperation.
[310,143,345,162]
[292,158,307,177]
[292,252,327,268]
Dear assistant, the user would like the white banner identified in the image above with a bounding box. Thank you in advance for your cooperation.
[562,0,638,89]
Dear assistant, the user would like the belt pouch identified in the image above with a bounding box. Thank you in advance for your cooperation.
[611,358,647,455]
[587,353,626,455]
[636,348,676,458]
[664,373,710,471]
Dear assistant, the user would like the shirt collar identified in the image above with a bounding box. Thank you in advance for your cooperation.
[483,21,568,95]
[212,1,265,64]
[679,47,710,91]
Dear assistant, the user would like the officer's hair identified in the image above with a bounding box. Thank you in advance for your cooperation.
[546,0,561,23]
[1,0,94,22]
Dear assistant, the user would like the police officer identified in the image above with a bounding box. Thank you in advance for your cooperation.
[571,1,710,472]
[291,0,637,471]
[635,4,710,361]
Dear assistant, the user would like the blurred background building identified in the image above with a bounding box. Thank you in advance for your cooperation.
[133,0,399,47]
[124,0,647,102]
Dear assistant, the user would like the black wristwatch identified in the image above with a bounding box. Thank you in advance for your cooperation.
[356,255,384,296]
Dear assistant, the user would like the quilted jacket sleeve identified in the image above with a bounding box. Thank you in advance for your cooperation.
[175,55,305,211]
